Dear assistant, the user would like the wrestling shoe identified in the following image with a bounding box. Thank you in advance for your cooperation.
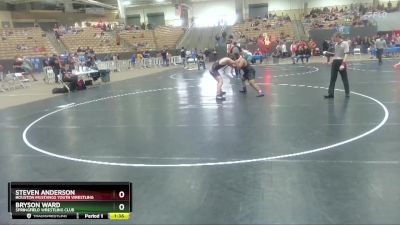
[216,94,226,100]
[324,95,334,99]
[256,92,265,97]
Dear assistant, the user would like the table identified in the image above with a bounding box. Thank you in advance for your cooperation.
[72,69,99,80]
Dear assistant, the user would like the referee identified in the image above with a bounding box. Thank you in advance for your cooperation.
[375,35,387,65]
[324,33,350,99]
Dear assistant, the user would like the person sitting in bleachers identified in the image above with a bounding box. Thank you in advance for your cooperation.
[21,44,28,51]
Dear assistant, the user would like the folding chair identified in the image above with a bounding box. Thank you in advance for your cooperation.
[353,48,361,59]
[44,66,55,84]
[4,73,16,91]
[14,73,31,88]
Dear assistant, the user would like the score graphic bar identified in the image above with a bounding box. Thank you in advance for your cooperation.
[8,182,132,220]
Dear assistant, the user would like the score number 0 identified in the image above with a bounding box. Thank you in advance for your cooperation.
[118,191,125,211]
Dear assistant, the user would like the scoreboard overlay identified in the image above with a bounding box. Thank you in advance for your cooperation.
[8,182,132,220]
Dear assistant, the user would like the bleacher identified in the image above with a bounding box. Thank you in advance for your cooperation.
[0,27,56,60]
[119,30,156,51]
[154,26,185,49]
[60,27,127,54]
[232,20,295,42]
[301,1,400,31]
[303,9,360,32]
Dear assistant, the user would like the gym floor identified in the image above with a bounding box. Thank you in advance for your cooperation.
[1,59,400,224]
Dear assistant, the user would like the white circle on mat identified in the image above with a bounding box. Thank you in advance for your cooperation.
[22,84,389,167]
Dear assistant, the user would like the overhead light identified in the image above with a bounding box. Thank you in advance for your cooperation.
[123,1,130,5]
[156,0,165,2]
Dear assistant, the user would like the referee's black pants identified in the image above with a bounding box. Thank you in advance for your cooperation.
[328,59,350,96]
[376,48,383,64]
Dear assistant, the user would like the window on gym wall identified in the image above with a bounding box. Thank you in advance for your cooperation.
[249,3,268,19]
[147,13,165,27]
[1,21,10,28]
[127,15,141,27]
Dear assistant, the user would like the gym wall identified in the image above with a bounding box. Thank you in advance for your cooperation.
[126,6,180,27]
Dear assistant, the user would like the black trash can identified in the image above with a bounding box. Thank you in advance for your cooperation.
[99,69,111,82]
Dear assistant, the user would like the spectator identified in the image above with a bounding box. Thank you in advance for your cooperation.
[294,47,305,64]
[192,48,198,60]
[17,57,37,81]
[136,52,143,67]
[395,34,400,47]
[222,31,227,40]
[186,48,191,63]
[212,48,217,60]
[204,48,210,62]
[197,51,206,70]
[161,49,168,66]
[309,39,317,55]
[13,57,24,74]
[130,52,136,68]
[85,56,95,68]
[60,64,77,91]
[180,47,187,68]
[281,43,288,58]
[43,55,51,67]
[322,40,329,53]
[215,35,220,44]
[113,54,120,71]
[254,48,263,64]
[361,37,370,53]
[49,54,60,83]
[290,41,297,57]
[21,44,28,51]
[303,46,312,63]
[323,40,335,64]
[231,42,241,59]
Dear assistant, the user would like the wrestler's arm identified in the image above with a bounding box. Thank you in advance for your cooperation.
[235,58,246,69]
[228,58,237,68]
